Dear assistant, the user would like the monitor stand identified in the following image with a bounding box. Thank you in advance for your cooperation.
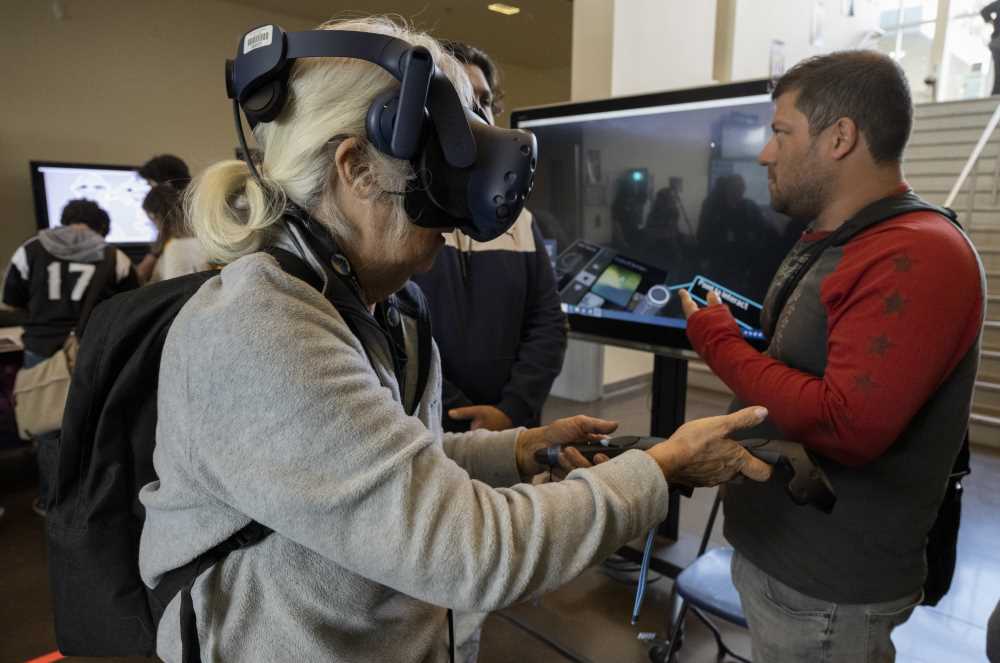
[614,354,697,579]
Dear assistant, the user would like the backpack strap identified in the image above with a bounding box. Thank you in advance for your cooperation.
[152,249,315,663]
[760,190,958,338]
[265,246,324,292]
[395,281,434,415]
[150,521,273,663]
[157,241,438,662]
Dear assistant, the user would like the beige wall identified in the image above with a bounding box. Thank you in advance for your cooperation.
[498,63,572,127]
[729,0,881,81]
[611,0,718,96]
[0,1,312,259]
[0,1,570,261]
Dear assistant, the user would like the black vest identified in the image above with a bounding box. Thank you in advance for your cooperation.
[723,192,985,603]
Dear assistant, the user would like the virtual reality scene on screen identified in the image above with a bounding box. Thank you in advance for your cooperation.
[521,95,804,341]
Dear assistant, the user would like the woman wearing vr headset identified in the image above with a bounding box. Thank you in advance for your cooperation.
[138,17,772,663]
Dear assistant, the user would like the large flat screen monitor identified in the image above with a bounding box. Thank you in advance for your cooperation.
[29,161,157,246]
[511,80,803,353]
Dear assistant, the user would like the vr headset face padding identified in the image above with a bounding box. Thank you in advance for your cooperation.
[226,24,537,242]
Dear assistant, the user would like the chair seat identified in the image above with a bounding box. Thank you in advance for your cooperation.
[675,546,748,628]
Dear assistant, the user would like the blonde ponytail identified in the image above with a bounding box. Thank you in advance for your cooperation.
[186,160,288,264]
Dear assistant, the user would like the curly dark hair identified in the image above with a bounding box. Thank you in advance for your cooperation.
[138,154,191,190]
[60,199,110,237]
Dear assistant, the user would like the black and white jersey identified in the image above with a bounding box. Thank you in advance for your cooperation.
[3,227,140,357]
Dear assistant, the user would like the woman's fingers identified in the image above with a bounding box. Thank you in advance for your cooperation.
[573,416,619,435]
[737,447,773,482]
[561,446,592,471]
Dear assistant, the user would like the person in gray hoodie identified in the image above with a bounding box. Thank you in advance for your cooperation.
[138,17,773,663]
[2,197,139,514]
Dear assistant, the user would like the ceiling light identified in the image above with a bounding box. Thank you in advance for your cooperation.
[488,3,521,16]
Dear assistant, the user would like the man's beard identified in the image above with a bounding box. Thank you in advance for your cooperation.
[772,174,829,222]
[770,142,830,222]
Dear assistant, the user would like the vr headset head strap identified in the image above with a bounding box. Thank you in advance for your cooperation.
[227,27,475,166]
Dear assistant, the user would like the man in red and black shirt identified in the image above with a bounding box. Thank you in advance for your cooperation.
[679,52,984,661]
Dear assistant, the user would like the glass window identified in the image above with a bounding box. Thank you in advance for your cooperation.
[940,13,994,100]
[872,0,998,101]
[878,24,937,103]
[876,0,939,103]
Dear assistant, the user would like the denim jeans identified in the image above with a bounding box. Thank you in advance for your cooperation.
[731,549,921,662]
[22,350,60,508]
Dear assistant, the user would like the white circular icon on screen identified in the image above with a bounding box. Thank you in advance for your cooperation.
[647,285,670,306]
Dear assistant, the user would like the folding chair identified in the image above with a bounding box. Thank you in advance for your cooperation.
[649,491,750,663]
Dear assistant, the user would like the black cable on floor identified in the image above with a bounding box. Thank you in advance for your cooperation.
[494,611,597,663]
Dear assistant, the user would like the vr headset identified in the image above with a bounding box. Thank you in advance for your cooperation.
[226,25,538,242]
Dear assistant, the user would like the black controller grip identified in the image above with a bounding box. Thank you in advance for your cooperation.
[739,439,837,513]
[533,436,694,496]
[534,436,837,512]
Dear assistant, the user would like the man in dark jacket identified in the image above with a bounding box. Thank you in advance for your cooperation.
[413,42,567,434]
[3,199,139,514]
[679,51,984,661]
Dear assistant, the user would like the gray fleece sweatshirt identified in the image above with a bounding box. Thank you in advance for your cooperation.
[138,246,669,662]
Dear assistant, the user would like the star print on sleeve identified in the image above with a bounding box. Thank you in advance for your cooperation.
[892,253,914,272]
[868,334,894,357]
[853,373,877,393]
[883,291,908,316]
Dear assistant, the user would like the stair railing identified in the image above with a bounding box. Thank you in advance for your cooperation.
[944,101,1000,219]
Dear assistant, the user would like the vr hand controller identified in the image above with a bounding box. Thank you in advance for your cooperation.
[738,439,836,513]
[534,435,836,513]
[533,436,693,497]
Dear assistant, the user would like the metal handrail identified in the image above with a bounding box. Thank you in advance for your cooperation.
[944,101,1000,209]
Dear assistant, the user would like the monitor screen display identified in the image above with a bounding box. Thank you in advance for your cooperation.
[30,161,156,245]
[512,80,804,352]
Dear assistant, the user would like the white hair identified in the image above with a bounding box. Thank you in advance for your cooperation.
[187,17,473,264]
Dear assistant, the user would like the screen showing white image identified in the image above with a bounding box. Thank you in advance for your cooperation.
[37,165,156,244]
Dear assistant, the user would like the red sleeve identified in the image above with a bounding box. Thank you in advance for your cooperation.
[686,213,983,466]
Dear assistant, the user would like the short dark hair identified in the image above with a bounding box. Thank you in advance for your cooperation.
[772,50,912,163]
[441,40,504,116]
[60,199,110,237]
[138,154,191,189]
[142,184,188,239]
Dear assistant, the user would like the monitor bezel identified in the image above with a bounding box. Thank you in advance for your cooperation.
[511,79,774,354]
[29,160,154,249]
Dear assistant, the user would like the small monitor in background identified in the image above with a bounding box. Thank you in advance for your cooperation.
[29,161,157,245]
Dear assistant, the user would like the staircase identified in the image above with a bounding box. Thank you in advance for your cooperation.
[906,97,1000,448]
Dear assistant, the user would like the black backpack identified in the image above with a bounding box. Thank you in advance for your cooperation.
[47,244,434,658]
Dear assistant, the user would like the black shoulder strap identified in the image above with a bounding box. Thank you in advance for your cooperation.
[162,243,437,663]
[265,247,324,292]
[761,190,957,337]
[394,281,434,415]
[157,250,317,663]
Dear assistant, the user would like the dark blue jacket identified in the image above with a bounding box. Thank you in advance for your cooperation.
[413,210,567,431]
